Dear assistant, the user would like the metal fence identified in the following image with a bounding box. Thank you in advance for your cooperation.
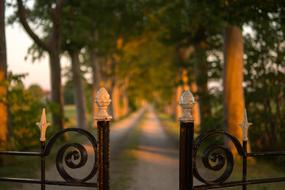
[0,88,112,190]
[179,90,285,190]
[1,88,285,190]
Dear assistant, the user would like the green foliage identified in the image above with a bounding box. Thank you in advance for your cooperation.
[60,0,146,57]
[120,33,177,108]
[63,81,74,105]
[153,0,285,153]
[158,0,224,47]
[7,73,45,150]
[244,11,285,151]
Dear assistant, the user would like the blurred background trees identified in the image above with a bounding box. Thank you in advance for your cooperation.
[16,0,65,130]
[0,0,8,146]
[0,0,284,154]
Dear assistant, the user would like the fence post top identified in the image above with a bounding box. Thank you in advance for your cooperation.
[95,87,112,121]
[179,90,195,122]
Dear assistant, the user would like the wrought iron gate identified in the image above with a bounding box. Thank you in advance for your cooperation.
[178,90,285,190]
[0,88,112,190]
[2,88,285,190]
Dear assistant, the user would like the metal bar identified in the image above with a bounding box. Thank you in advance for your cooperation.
[0,151,41,156]
[98,121,103,190]
[97,120,110,190]
[0,177,97,187]
[179,121,194,190]
[193,177,285,189]
[242,140,247,190]
[40,142,45,190]
[248,152,285,157]
[103,121,110,190]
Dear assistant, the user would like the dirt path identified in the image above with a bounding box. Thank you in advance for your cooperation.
[127,106,179,190]
[13,108,145,190]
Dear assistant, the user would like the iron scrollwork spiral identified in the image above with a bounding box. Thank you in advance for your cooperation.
[44,128,98,183]
[193,130,245,185]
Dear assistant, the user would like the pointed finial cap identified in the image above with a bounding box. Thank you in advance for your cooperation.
[241,109,252,141]
[37,108,50,142]
[95,88,112,121]
[179,90,195,122]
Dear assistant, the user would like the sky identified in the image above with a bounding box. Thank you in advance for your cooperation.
[6,24,51,90]
[6,23,71,91]
[5,2,56,90]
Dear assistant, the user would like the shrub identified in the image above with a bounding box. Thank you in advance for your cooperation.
[8,73,45,150]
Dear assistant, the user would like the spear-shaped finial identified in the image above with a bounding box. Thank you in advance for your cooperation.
[37,108,50,142]
[241,109,252,141]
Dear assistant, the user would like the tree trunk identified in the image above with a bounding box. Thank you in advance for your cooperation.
[190,82,201,133]
[170,88,177,117]
[175,85,183,120]
[17,0,65,130]
[121,84,129,117]
[196,47,211,122]
[91,50,101,127]
[49,52,64,130]
[122,92,129,116]
[70,50,87,128]
[0,0,8,144]
[223,26,244,153]
[112,84,120,120]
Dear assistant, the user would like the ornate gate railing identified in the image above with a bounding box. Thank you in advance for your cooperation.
[2,87,285,190]
[0,88,112,190]
[179,90,285,190]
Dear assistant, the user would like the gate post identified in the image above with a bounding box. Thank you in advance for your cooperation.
[95,88,112,190]
[179,90,195,190]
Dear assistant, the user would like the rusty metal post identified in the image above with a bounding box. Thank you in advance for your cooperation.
[179,90,195,190]
[242,140,247,190]
[95,88,112,190]
[40,141,46,190]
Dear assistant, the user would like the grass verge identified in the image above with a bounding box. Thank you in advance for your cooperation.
[157,112,179,141]
[110,111,145,190]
